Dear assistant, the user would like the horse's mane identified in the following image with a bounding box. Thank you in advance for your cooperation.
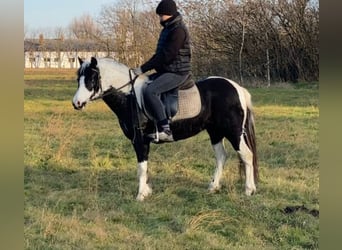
[97,57,130,75]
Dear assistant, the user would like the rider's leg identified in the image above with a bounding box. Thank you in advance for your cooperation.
[144,72,188,136]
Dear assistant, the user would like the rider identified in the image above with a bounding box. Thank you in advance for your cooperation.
[133,0,192,142]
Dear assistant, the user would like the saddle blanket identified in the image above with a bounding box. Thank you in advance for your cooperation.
[172,84,201,121]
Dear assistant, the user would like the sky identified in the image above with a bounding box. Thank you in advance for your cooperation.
[24,0,117,30]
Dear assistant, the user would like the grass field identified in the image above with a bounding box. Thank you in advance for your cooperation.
[24,69,319,249]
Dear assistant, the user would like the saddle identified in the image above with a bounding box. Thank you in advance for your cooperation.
[141,74,201,122]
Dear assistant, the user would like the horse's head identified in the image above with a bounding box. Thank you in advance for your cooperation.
[72,57,101,110]
[72,56,148,111]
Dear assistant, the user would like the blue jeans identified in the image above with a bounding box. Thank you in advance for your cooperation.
[143,72,189,124]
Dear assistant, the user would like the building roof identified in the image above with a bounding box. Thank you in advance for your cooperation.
[24,39,108,52]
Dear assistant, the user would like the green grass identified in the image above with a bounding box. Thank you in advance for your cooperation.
[24,69,319,249]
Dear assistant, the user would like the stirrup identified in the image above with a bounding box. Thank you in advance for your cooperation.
[147,130,173,143]
[146,131,159,142]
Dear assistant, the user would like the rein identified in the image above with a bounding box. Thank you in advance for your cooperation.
[89,67,143,144]
[91,68,139,101]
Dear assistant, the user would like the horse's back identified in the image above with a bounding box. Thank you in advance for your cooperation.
[196,77,245,109]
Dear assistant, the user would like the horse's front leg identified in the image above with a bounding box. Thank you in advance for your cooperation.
[137,161,152,201]
[133,141,152,201]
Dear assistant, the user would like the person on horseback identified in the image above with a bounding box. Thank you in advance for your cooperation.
[133,0,192,142]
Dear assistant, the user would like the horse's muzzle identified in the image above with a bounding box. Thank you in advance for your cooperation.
[72,101,85,110]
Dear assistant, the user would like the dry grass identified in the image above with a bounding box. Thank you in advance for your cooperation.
[24,68,76,80]
[186,209,236,232]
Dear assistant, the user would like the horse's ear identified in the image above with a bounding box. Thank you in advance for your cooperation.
[78,57,83,65]
[90,57,97,68]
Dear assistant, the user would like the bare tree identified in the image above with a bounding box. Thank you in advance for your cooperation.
[69,14,101,40]
[182,0,318,83]
[53,0,318,83]
[96,0,159,66]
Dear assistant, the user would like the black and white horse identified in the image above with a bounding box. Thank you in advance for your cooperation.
[72,57,258,201]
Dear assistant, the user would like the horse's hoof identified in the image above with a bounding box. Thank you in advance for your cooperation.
[245,186,256,196]
[208,182,221,193]
[136,193,146,201]
[136,184,152,201]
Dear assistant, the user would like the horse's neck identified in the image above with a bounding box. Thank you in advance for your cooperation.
[98,61,130,91]
[98,59,147,94]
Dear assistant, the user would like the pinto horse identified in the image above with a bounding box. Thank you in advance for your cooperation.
[72,57,258,201]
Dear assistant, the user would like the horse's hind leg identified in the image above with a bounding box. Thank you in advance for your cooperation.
[237,134,256,195]
[208,140,227,193]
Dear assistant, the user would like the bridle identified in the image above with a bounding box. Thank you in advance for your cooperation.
[90,68,139,101]
[88,67,102,101]
[88,67,143,144]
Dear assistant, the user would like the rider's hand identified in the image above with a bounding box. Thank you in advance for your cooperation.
[133,67,143,76]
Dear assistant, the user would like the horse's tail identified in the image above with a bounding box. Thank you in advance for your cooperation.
[242,88,258,184]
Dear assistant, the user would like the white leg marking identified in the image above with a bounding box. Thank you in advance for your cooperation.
[208,141,227,192]
[136,161,152,201]
[237,135,256,195]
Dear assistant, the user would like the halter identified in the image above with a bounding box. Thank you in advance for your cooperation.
[90,68,139,101]
[89,67,102,101]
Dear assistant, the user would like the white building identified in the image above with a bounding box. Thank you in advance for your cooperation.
[24,39,115,69]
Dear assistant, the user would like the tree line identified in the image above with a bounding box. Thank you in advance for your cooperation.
[25,0,319,85]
